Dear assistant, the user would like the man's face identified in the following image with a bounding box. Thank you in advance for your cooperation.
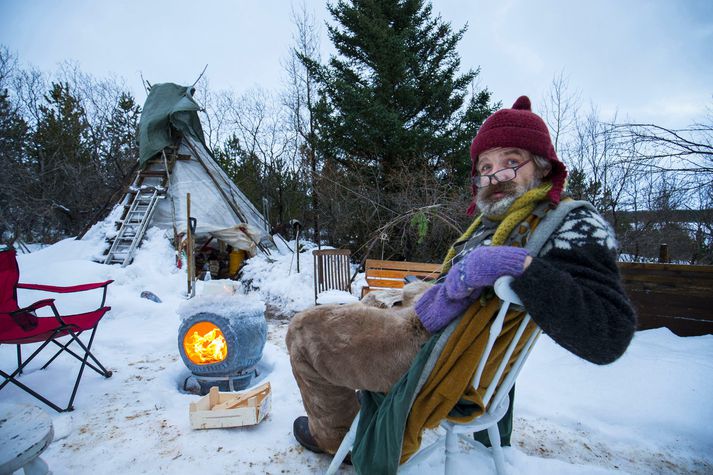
[475,147,540,216]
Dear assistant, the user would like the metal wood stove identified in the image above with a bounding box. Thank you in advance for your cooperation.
[178,308,267,395]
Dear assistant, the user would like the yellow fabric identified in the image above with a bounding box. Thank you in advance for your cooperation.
[228,249,247,275]
[400,187,551,463]
[400,300,538,462]
[440,183,552,274]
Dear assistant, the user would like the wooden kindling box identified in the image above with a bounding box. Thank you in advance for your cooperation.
[189,382,271,429]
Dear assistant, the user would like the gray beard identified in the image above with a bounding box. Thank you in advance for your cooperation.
[478,194,519,217]
[477,178,542,218]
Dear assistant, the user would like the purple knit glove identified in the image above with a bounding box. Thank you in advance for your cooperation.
[415,284,479,333]
[444,246,529,300]
[415,246,530,334]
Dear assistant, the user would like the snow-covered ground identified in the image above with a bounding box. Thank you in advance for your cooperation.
[2,225,712,474]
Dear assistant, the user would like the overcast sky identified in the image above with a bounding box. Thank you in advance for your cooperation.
[1,0,711,128]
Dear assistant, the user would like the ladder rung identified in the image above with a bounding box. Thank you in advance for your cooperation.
[140,171,167,177]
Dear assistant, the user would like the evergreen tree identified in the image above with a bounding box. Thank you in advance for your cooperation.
[214,134,245,183]
[103,92,141,186]
[215,134,310,233]
[309,0,496,191]
[0,88,30,241]
[30,82,94,238]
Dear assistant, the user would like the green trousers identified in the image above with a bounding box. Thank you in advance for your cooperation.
[473,386,514,447]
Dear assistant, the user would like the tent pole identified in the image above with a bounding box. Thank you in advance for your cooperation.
[186,193,195,298]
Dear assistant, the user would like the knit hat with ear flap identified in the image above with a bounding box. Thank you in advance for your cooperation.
[468,95,567,212]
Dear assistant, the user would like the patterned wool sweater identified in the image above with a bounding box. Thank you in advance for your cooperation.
[511,206,636,365]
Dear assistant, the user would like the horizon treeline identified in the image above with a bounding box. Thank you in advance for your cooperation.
[1,1,712,264]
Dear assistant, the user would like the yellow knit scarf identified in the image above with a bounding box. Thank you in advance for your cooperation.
[440,183,552,274]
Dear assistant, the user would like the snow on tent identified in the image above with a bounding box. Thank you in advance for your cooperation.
[100,82,279,270]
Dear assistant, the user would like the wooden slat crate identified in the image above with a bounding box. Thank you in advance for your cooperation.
[189,382,271,429]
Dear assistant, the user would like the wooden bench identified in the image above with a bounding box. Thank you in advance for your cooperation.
[361,259,442,297]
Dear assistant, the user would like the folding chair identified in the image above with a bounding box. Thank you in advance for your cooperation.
[326,276,542,475]
[0,248,114,412]
[313,249,352,304]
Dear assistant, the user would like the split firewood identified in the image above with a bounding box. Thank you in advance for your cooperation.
[210,383,271,411]
[209,386,220,408]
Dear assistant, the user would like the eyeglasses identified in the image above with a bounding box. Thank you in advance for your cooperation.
[472,159,532,188]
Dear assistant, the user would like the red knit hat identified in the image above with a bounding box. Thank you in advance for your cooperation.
[468,96,567,212]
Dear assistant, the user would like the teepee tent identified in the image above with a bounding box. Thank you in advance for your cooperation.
[103,83,278,266]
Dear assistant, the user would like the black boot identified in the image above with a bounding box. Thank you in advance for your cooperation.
[293,416,352,465]
[293,416,325,454]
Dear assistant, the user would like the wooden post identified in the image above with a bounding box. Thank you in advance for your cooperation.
[658,243,669,264]
[186,193,195,297]
[291,220,302,273]
[296,227,301,273]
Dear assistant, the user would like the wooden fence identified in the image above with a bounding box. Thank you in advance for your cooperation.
[618,262,713,336]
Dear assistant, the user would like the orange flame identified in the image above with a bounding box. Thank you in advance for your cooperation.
[183,321,228,364]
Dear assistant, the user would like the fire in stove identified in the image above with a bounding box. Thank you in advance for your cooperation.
[178,309,267,395]
[183,321,228,364]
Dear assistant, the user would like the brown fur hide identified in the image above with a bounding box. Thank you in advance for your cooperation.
[285,281,433,451]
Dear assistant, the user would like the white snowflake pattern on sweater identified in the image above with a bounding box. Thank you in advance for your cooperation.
[541,207,617,254]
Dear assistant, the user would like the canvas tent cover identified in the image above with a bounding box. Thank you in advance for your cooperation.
[138,83,206,166]
[137,83,272,254]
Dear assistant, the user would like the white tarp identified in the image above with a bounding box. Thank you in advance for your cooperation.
[150,136,272,253]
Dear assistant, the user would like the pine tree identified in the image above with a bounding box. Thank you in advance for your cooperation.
[103,92,141,185]
[30,82,94,237]
[309,0,496,191]
[215,134,310,233]
[0,89,30,241]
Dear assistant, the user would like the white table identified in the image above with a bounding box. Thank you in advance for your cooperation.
[0,403,53,475]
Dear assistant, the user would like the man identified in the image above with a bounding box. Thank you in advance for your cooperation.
[286,96,636,462]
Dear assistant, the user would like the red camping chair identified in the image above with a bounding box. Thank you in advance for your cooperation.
[0,248,113,412]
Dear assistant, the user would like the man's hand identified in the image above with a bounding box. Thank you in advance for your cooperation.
[444,246,530,299]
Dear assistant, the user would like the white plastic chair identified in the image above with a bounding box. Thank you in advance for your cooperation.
[326,275,542,475]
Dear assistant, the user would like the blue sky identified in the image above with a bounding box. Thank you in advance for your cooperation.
[1,0,711,128]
